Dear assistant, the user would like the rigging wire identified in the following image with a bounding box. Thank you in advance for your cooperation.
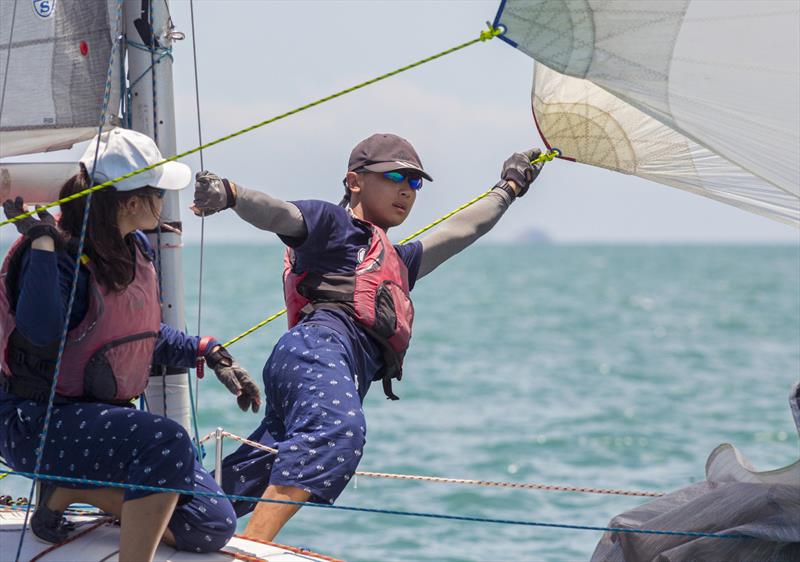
[145,4,170,421]
[148,2,158,146]
[130,4,204,457]
[147,0,170,423]
[189,0,206,417]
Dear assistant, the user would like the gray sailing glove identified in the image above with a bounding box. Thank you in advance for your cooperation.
[192,171,237,216]
[500,148,543,197]
[2,197,60,240]
[206,345,261,413]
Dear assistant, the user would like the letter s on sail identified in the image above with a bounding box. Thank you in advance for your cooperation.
[33,0,56,19]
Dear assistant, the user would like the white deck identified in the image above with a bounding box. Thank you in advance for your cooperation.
[0,508,339,562]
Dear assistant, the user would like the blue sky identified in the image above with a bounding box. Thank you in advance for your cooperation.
[8,1,800,243]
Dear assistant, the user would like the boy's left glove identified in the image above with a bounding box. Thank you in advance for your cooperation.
[206,345,261,413]
[499,148,543,198]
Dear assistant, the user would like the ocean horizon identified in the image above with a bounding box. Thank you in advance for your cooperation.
[2,243,798,561]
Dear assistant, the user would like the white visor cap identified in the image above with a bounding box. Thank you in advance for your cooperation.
[80,128,191,192]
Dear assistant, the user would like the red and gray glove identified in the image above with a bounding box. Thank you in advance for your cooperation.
[204,344,261,413]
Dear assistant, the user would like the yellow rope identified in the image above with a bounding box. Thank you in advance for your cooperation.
[224,149,559,347]
[400,150,559,243]
[224,308,287,348]
[398,189,492,244]
[0,24,504,229]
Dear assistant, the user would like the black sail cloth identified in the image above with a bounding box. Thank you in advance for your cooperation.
[592,382,800,561]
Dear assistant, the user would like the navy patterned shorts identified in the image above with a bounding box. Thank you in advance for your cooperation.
[218,324,367,514]
[0,399,235,553]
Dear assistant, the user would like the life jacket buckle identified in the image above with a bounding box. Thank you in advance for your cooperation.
[12,349,26,366]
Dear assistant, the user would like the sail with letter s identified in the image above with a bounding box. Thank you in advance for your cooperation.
[0,0,122,158]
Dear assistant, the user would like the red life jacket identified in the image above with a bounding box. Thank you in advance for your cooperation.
[283,217,414,400]
[0,234,161,404]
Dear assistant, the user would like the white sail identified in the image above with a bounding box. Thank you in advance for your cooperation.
[531,63,799,226]
[0,0,122,158]
[496,0,800,224]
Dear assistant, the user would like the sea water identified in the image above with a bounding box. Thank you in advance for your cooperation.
[3,243,798,561]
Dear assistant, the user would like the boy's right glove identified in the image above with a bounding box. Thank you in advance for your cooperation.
[500,148,544,198]
[192,171,237,216]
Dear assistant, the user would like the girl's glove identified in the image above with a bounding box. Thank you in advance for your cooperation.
[206,345,261,413]
[2,197,60,240]
[192,171,236,216]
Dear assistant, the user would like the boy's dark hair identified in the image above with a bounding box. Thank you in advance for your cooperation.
[339,176,353,208]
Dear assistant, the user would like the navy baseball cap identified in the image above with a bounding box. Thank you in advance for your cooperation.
[347,133,433,181]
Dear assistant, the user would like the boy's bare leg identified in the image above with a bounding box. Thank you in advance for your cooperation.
[243,485,311,541]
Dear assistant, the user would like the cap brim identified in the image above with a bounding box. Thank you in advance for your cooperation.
[362,161,433,182]
[151,160,192,190]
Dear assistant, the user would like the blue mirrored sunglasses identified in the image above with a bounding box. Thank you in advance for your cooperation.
[383,171,423,191]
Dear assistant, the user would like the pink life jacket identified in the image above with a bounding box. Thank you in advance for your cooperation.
[0,235,161,404]
[283,217,414,399]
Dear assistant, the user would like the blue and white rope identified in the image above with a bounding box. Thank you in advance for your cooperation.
[0,469,750,542]
[188,0,208,456]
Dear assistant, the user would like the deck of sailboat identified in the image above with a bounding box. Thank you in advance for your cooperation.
[0,508,340,562]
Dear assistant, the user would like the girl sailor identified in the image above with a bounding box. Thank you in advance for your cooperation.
[0,128,261,560]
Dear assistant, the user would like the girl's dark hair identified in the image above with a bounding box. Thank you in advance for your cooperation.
[58,163,161,292]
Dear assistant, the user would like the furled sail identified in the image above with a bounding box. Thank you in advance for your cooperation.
[591,382,800,561]
[0,0,122,158]
[0,162,78,204]
[495,0,800,226]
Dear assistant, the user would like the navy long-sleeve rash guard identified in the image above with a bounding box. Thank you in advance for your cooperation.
[13,231,217,368]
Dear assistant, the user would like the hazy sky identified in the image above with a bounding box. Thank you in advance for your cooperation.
[9,1,800,243]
